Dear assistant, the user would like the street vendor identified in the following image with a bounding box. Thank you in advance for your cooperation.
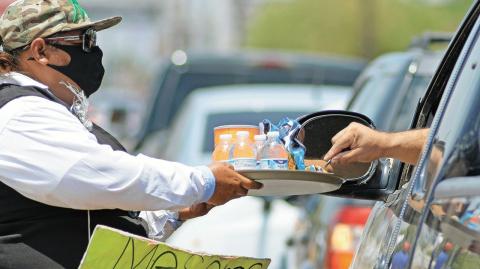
[0,0,261,268]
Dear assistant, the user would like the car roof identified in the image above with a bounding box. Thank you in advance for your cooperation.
[169,50,366,71]
[353,51,416,87]
[353,48,444,87]
[178,84,351,113]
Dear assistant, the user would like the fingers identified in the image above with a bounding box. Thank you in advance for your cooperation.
[236,186,248,196]
[331,149,358,165]
[324,131,354,161]
[332,147,374,165]
[237,173,263,190]
[224,166,263,190]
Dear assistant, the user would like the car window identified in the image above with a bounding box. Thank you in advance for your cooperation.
[408,195,480,268]
[391,75,432,131]
[408,48,480,268]
[203,111,312,152]
[348,75,398,128]
[392,13,480,269]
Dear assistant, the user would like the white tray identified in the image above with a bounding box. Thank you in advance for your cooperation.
[239,170,345,196]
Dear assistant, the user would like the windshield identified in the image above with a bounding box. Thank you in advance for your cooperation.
[348,75,399,128]
[391,75,432,131]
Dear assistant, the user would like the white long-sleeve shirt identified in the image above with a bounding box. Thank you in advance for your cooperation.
[0,72,216,241]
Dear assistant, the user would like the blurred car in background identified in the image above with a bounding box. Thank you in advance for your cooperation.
[134,51,365,153]
[287,33,449,269]
[348,32,451,131]
[160,84,351,162]
[88,88,144,149]
[160,84,352,269]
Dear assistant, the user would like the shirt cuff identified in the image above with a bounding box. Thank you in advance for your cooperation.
[139,210,184,242]
[196,166,216,203]
[166,211,184,230]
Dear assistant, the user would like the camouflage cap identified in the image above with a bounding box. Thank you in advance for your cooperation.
[0,0,121,52]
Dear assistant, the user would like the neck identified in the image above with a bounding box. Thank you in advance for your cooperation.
[17,69,76,106]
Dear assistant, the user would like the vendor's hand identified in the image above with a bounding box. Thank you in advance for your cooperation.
[323,122,387,165]
[178,203,215,221]
[207,162,263,206]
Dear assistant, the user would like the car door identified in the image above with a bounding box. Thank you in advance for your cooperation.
[349,1,480,268]
[404,9,480,268]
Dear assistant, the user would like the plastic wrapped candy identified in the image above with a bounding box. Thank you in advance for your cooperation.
[305,164,332,174]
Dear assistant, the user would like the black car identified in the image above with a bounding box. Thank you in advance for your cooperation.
[287,34,448,269]
[304,1,480,268]
[348,33,449,131]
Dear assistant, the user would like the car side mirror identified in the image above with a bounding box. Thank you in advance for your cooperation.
[244,110,399,200]
[297,110,376,181]
[296,110,399,200]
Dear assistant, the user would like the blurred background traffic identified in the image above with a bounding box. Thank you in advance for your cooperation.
[0,0,471,268]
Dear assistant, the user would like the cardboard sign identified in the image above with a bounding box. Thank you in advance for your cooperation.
[79,225,271,269]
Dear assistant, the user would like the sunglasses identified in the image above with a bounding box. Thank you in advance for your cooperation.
[44,28,97,53]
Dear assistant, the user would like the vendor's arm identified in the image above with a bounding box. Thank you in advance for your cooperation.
[0,96,260,211]
[323,122,429,165]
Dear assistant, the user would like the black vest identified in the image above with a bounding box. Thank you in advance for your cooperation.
[0,85,148,269]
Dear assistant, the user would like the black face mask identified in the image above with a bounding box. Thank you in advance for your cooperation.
[48,44,105,97]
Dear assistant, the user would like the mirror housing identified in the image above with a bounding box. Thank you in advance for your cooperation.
[296,110,400,200]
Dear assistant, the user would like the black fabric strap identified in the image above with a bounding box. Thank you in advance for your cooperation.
[0,84,56,109]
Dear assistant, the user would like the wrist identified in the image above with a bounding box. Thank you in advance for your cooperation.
[379,131,397,158]
[196,166,216,203]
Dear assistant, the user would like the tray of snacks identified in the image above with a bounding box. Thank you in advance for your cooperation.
[212,112,377,196]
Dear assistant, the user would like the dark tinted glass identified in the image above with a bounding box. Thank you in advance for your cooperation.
[348,75,399,129]
[407,17,480,269]
[391,75,431,131]
[203,111,311,152]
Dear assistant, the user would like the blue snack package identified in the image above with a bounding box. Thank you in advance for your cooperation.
[259,117,306,170]
[259,119,278,135]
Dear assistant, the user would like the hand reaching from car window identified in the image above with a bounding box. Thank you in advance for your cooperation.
[207,162,263,206]
[324,122,429,165]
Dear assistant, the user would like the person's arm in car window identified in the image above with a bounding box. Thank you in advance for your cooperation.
[324,122,429,165]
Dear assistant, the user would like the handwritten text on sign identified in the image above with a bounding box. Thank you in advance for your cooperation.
[79,225,270,269]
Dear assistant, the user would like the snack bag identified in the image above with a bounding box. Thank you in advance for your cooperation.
[260,118,306,170]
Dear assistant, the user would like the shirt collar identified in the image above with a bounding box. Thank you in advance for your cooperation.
[0,72,49,89]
